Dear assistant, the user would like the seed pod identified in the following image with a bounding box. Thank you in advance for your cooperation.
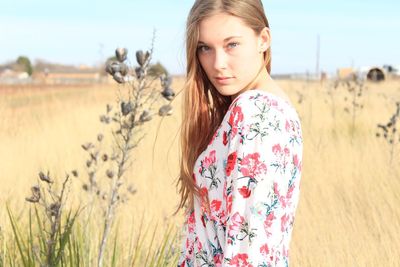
[97,134,104,142]
[136,50,150,66]
[139,110,152,123]
[160,74,172,88]
[105,63,114,75]
[102,154,108,162]
[48,202,61,217]
[71,170,79,177]
[135,67,144,79]
[121,101,133,116]
[127,185,137,195]
[28,185,41,202]
[82,184,89,191]
[161,88,175,101]
[113,72,125,84]
[119,63,128,76]
[115,47,128,62]
[159,105,173,116]
[106,170,114,179]
[100,115,110,124]
[39,171,53,184]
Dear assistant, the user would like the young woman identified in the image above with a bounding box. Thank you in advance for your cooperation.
[175,0,303,266]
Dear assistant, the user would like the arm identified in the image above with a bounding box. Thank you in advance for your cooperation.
[223,97,303,266]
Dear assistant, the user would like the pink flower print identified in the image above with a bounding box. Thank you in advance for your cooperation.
[272,143,281,154]
[270,99,278,107]
[284,147,290,156]
[196,239,203,251]
[203,150,216,169]
[264,211,276,237]
[260,243,270,256]
[285,120,290,132]
[229,253,253,267]
[228,212,245,237]
[228,106,243,138]
[281,213,290,232]
[226,194,233,217]
[240,152,267,180]
[273,182,288,208]
[293,154,299,168]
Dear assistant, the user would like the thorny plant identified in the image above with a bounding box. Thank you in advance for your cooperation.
[8,171,80,266]
[376,101,400,165]
[327,78,367,141]
[78,31,175,267]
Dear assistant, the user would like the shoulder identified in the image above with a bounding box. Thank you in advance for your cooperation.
[228,89,300,124]
[224,89,302,146]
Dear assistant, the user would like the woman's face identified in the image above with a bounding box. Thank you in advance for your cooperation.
[197,12,269,98]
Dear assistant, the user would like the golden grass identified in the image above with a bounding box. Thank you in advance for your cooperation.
[1,78,399,266]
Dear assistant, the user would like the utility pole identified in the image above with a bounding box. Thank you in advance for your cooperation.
[316,34,320,79]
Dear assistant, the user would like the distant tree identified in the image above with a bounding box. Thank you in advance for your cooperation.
[148,61,169,77]
[16,56,33,76]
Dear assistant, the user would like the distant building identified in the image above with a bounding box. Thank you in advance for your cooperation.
[337,65,399,82]
[0,68,31,84]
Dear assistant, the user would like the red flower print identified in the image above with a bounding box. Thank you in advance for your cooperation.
[214,253,223,265]
[226,151,237,176]
[201,214,206,227]
[211,199,222,212]
[229,253,253,267]
[223,131,228,146]
[200,187,208,197]
[240,152,267,180]
[238,186,251,198]
[187,211,195,233]
[260,243,270,256]
[228,106,243,138]
[203,150,216,169]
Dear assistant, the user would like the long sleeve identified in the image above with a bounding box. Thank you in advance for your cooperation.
[222,95,303,266]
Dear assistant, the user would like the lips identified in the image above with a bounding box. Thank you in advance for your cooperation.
[215,76,234,85]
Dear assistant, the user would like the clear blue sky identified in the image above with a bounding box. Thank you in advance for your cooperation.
[0,0,399,75]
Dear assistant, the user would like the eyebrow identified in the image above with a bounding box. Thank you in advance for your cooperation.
[198,36,242,45]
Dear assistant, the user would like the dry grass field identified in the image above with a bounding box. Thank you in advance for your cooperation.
[1,77,399,266]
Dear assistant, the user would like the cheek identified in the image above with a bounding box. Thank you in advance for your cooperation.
[198,56,211,74]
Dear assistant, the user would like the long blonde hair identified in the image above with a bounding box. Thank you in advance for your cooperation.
[174,0,271,215]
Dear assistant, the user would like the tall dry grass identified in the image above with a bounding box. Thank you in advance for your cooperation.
[0,78,399,266]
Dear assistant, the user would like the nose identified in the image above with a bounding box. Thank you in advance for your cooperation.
[213,49,227,70]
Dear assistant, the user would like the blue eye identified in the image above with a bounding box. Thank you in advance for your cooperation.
[228,42,239,48]
[197,45,209,53]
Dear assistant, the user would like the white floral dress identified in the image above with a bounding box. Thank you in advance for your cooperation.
[177,89,303,267]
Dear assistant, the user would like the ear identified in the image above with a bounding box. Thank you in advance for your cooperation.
[258,27,271,52]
